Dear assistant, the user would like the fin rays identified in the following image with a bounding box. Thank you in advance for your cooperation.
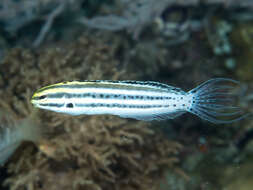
[188,78,248,124]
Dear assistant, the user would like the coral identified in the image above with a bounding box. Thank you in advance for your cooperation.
[0,0,84,32]
[230,22,253,81]
[0,33,182,190]
[78,0,253,39]
[206,19,233,55]
[79,0,172,38]
[5,116,182,190]
[220,158,253,190]
[0,33,135,117]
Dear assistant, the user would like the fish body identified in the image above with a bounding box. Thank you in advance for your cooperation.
[0,113,42,165]
[31,78,245,123]
[0,119,21,165]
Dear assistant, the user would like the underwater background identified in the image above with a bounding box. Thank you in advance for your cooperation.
[0,0,253,189]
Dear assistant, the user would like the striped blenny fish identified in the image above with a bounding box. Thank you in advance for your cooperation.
[31,78,247,124]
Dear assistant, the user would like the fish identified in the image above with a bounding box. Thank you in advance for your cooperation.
[0,112,43,165]
[30,78,248,124]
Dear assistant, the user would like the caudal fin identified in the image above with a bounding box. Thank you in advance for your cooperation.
[187,78,249,124]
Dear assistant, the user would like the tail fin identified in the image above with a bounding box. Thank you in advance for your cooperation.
[187,78,249,124]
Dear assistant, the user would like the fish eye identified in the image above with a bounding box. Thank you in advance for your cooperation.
[38,95,47,100]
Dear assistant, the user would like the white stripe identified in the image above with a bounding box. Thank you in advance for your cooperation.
[50,88,174,96]
[45,95,183,105]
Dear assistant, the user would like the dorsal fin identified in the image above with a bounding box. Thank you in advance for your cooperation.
[88,80,184,92]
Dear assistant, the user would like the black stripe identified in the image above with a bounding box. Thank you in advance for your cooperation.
[36,92,176,100]
[39,103,172,109]
[75,103,168,108]
[40,103,64,108]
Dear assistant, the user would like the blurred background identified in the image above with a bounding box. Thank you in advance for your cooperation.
[0,0,253,189]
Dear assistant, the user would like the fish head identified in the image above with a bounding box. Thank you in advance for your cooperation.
[30,85,67,113]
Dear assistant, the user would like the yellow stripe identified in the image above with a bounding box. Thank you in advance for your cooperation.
[33,84,167,98]
[33,88,84,97]
[36,81,87,91]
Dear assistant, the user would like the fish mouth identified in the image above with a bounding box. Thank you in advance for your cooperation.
[30,99,38,107]
[30,99,35,104]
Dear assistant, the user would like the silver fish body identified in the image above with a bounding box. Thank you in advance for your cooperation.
[31,78,246,123]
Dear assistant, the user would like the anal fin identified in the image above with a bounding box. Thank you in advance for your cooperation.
[130,111,186,121]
